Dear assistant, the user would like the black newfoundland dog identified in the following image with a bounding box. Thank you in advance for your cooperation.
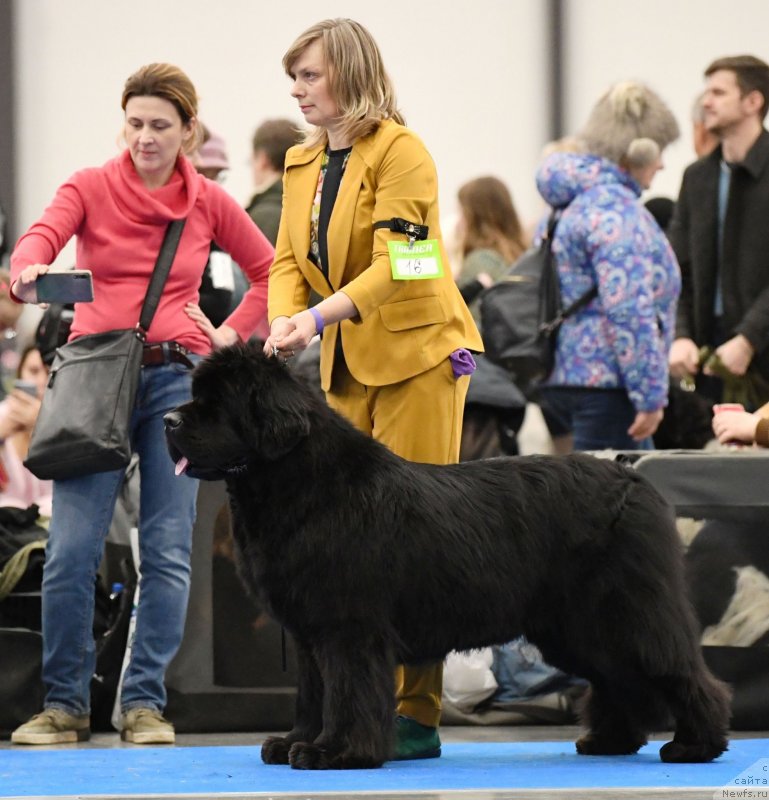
[164,344,730,770]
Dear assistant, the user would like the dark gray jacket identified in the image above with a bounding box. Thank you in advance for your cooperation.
[245,178,283,246]
[669,129,769,378]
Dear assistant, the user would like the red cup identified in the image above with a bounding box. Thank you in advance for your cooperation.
[713,403,745,414]
[713,403,746,447]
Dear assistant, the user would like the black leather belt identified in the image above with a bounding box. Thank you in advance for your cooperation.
[142,341,194,369]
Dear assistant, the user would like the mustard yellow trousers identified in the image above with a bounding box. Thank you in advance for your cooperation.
[326,356,469,728]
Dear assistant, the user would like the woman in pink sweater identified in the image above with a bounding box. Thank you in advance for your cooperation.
[10,63,274,746]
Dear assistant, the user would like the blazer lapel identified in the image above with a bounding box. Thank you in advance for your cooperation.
[284,144,324,272]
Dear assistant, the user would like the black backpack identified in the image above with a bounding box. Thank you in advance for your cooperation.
[479,210,597,388]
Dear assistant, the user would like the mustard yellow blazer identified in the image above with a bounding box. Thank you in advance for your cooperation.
[268,119,483,391]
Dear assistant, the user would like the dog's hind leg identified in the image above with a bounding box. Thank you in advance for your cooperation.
[262,641,324,765]
[656,668,731,763]
[574,634,730,762]
[288,631,396,770]
[575,680,651,756]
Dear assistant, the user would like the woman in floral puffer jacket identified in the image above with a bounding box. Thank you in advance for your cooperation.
[536,81,681,451]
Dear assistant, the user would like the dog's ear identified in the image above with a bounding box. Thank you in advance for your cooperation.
[250,384,312,460]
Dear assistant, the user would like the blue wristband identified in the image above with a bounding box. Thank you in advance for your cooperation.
[309,306,325,335]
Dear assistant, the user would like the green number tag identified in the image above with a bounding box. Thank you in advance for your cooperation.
[387,239,444,280]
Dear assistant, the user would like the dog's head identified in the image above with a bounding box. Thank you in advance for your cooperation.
[164,343,313,480]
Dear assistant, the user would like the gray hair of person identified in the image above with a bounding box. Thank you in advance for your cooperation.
[282,18,405,148]
[580,81,680,167]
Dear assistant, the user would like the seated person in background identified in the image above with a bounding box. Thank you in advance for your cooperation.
[0,346,52,517]
[245,118,303,246]
[712,402,769,447]
[455,176,527,323]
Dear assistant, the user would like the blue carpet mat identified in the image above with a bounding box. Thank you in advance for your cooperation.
[1,740,767,797]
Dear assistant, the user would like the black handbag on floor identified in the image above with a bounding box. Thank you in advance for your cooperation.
[24,219,186,481]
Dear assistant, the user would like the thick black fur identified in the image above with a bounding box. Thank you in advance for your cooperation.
[165,343,730,770]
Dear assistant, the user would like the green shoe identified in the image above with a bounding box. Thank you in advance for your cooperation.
[393,714,441,760]
[11,709,91,745]
[120,707,175,745]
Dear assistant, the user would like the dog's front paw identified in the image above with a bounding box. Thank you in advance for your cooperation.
[289,741,332,770]
[261,735,292,764]
[576,734,644,756]
[288,741,384,769]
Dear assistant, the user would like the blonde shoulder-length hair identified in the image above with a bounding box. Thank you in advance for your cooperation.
[282,18,405,149]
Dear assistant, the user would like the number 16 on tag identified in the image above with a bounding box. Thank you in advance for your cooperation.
[388,240,445,280]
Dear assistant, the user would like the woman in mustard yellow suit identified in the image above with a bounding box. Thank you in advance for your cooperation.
[264,19,483,760]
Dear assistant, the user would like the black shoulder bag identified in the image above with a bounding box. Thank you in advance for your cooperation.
[25,220,186,481]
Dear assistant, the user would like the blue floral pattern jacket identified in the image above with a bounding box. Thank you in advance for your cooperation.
[535,152,681,412]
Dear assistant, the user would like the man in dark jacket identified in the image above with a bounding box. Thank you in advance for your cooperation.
[668,55,769,407]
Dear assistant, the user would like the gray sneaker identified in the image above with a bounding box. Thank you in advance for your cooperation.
[11,709,90,745]
[120,707,175,744]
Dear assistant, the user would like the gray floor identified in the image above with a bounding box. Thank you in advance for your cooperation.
[3,725,766,800]
[1,722,581,751]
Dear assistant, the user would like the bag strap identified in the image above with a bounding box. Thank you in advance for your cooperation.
[137,219,187,336]
[373,217,429,241]
[543,209,560,243]
[540,285,599,336]
[538,207,598,336]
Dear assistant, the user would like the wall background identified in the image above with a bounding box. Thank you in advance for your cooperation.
[9,0,769,270]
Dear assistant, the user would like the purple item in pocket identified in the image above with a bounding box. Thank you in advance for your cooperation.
[450,348,477,378]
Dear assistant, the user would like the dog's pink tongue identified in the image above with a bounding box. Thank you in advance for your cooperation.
[175,457,189,476]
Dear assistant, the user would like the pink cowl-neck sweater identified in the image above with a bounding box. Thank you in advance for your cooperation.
[11,150,274,353]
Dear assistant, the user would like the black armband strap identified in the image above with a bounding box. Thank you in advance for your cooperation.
[373,218,429,241]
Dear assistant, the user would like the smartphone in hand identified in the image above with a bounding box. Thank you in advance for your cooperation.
[35,270,94,303]
[13,379,39,397]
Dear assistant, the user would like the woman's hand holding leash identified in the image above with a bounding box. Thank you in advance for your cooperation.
[264,294,357,361]
[264,316,297,361]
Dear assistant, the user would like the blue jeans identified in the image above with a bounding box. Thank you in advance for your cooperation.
[539,387,654,452]
[42,358,200,716]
